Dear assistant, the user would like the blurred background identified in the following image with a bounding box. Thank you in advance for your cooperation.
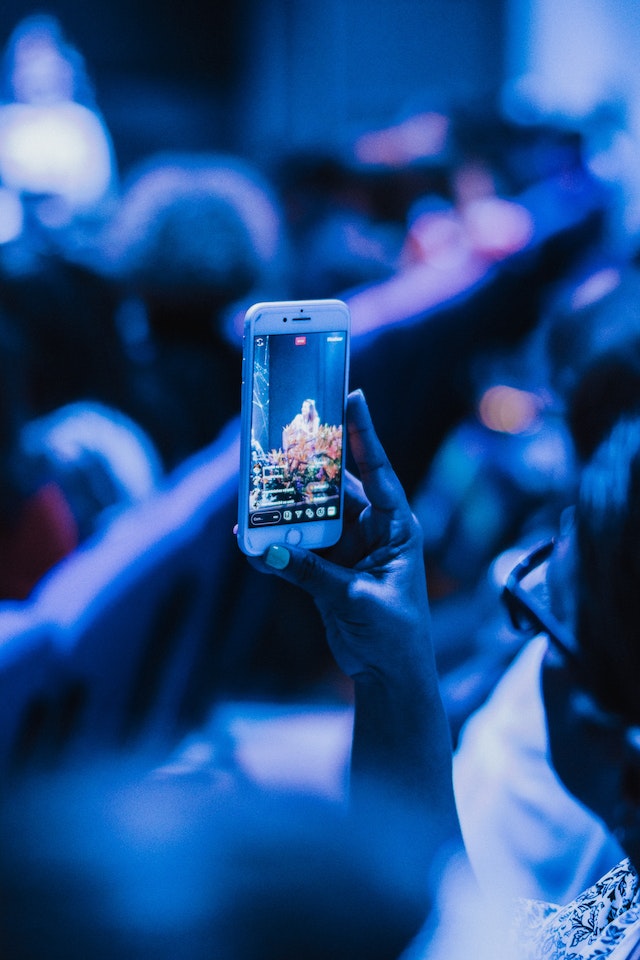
[0,0,638,167]
[0,0,636,165]
[7,0,505,169]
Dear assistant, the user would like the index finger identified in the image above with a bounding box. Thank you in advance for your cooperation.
[346,389,411,515]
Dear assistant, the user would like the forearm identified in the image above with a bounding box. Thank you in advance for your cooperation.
[349,644,464,853]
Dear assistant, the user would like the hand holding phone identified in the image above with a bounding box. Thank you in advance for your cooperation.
[246,389,463,860]
[237,299,350,557]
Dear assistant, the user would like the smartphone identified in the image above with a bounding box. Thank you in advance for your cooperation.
[237,298,350,557]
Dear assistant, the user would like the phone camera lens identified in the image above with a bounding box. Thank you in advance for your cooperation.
[283,317,288,322]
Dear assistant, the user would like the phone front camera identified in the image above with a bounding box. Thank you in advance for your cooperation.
[283,317,288,322]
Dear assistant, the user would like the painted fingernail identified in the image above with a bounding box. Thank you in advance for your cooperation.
[265,544,290,570]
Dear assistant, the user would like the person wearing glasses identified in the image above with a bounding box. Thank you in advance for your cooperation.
[504,416,640,957]
[453,263,640,909]
[257,397,640,955]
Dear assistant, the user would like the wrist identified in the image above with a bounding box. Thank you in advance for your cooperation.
[352,661,454,782]
[351,668,462,851]
[352,618,438,693]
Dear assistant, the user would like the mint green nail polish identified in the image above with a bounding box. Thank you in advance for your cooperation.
[265,544,290,570]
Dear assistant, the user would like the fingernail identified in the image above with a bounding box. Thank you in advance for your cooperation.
[265,544,290,570]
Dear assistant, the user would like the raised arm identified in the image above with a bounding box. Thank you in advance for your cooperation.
[249,389,464,855]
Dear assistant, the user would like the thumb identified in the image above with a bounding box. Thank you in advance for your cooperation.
[251,542,352,606]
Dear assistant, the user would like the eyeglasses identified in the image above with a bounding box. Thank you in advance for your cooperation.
[501,536,640,741]
[501,538,580,668]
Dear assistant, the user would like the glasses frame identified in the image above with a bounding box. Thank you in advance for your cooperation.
[502,537,640,780]
[502,538,581,669]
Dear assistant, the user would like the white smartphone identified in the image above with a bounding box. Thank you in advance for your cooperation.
[237,298,350,557]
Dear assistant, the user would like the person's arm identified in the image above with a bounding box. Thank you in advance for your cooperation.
[250,389,463,854]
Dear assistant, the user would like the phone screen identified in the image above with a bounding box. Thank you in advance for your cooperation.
[248,329,347,530]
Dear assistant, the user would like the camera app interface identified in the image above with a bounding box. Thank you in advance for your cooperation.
[249,330,346,528]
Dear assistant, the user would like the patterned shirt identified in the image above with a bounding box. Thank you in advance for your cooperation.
[516,858,640,959]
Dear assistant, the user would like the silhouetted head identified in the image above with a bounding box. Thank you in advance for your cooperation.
[1,14,92,106]
[571,417,640,720]
[105,153,287,324]
[541,417,640,871]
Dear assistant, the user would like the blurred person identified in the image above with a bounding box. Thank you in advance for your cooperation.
[0,272,161,576]
[0,239,166,542]
[405,313,575,741]
[0,303,162,593]
[0,309,78,599]
[398,163,533,276]
[353,96,535,278]
[22,399,163,541]
[282,398,320,454]
[104,151,290,466]
[453,263,640,905]
[0,13,117,234]
[509,416,640,956]
[416,262,640,605]
[543,262,640,464]
[275,144,428,300]
[0,247,136,418]
[0,19,131,419]
[0,17,125,428]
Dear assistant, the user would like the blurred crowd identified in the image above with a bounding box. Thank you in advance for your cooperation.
[0,13,615,599]
[4,10,640,959]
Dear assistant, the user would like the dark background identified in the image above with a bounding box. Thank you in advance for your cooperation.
[0,0,507,176]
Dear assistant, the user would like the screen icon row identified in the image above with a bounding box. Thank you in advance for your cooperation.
[250,504,337,526]
[282,505,337,521]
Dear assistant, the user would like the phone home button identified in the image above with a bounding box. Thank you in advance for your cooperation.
[285,528,303,546]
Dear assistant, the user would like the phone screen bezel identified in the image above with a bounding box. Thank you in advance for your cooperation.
[238,299,350,557]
